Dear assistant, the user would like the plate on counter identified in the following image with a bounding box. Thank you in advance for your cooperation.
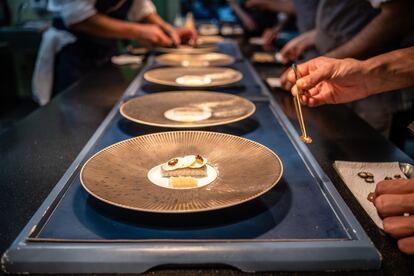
[198,24,219,36]
[144,67,243,87]
[155,44,217,54]
[197,35,224,45]
[120,91,256,128]
[80,131,283,213]
[156,52,235,67]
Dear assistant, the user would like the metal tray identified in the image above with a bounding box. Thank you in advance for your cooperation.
[2,41,381,274]
[400,163,414,178]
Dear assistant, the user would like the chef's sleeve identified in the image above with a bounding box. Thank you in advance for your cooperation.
[127,0,157,22]
[49,0,98,27]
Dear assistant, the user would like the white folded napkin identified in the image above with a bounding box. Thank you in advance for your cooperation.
[249,37,264,46]
[266,77,281,88]
[334,161,407,229]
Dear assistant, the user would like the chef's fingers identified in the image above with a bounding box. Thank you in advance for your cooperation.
[375,193,414,218]
[286,68,296,85]
[262,29,274,45]
[383,216,414,239]
[300,94,309,105]
[280,41,297,61]
[375,179,414,196]
[168,29,181,45]
[291,85,299,97]
[280,69,293,91]
[397,236,414,255]
[296,68,331,91]
[177,27,197,45]
[153,28,172,46]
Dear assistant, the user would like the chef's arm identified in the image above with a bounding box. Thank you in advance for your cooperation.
[70,14,171,45]
[70,14,142,39]
[361,46,414,95]
[325,0,413,59]
[141,12,171,30]
[287,46,414,107]
[142,12,197,45]
[227,0,257,31]
[245,0,295,15]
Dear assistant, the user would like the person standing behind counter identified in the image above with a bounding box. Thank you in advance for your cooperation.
[286,46,414,254]
[279,0,414,67]
[33,0,196,106]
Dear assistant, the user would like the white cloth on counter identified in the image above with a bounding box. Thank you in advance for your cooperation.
[32,27,76,106]
[333,161,407,229]
[48,0,156,27]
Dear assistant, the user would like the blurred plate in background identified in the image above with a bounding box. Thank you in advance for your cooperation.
[155,44,216,54]
[197,35,224,45]
[156,52,235,67]
[144,67,242,87]
[120,91,256,128]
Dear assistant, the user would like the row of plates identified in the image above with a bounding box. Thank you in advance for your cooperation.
[80,37,283,213]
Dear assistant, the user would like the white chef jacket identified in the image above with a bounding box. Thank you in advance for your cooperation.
[33,0,157,106]
[48,0,156,27]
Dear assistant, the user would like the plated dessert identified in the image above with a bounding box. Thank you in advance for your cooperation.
[80,131,282,213]
[147,154,217,190]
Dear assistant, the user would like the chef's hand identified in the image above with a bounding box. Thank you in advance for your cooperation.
[133,24,172,47]
[286,56,370,107]
[176,27,198,46]
[161,24,198,46]
[374,179,414,254]
[262,25,281,46]
[280,69,291,91]
[160,23,182,46]
[278,30,316,64]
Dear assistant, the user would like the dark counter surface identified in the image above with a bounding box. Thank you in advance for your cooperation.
[0,64,135,260]
[1,59,414,275]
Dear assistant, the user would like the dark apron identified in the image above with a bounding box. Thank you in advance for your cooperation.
[53,0,133,94]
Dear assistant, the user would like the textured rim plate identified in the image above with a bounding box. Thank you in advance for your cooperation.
[155,44,217,54]
[144,67,243,87]
[80,131,283,213]
[156,53,235,67]
[120,91,256,128]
